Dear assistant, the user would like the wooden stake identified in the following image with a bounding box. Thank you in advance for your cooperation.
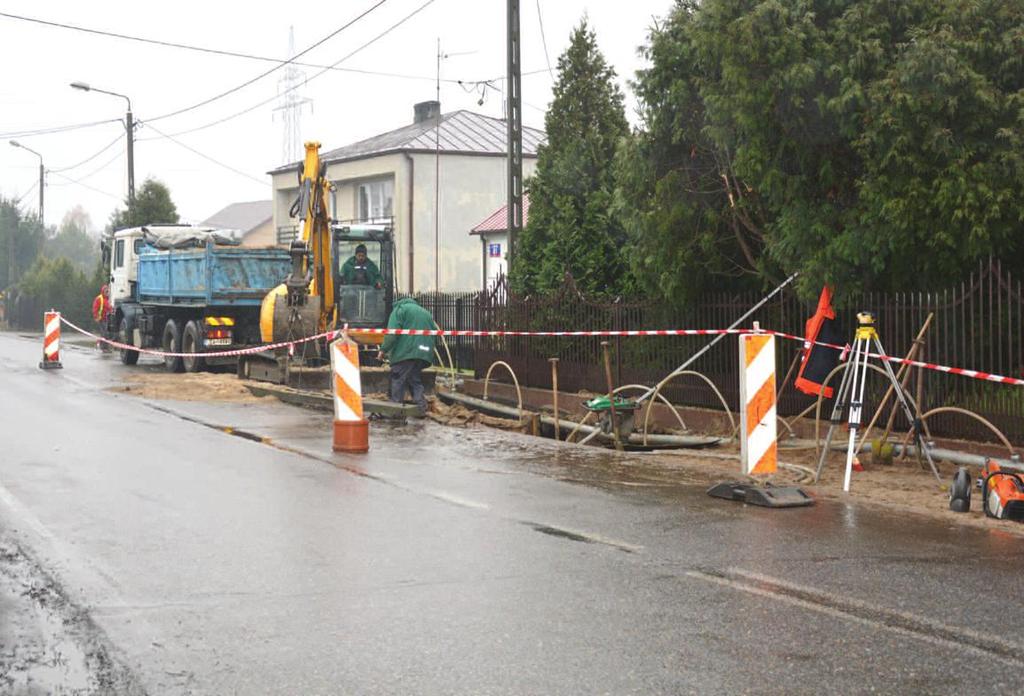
[549,357,560,441]
[601,341,624,452]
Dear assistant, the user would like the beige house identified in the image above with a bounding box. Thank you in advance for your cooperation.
[269,101,544,292]
[201,200,274,247]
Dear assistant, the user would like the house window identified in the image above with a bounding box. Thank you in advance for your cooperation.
[114,239,125,268]
[357,179,394,222]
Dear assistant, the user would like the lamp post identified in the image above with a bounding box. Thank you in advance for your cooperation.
[8,140,44,225]
[70,81,134,204]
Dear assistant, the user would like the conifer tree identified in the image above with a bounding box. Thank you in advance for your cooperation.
[510,20,631,296]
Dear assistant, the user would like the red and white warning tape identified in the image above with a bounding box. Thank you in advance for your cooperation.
[59,317,337,359]
[58,317,1024,387]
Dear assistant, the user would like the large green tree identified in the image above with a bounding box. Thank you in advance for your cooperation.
[0,196,46,289]
[621,0,1024,303]
[108,177,179,230]
[510,20,632,296]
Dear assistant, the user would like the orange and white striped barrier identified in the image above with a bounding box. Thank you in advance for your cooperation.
[330,335,369,453]
[39,310,63,370]
[739,332,776,476]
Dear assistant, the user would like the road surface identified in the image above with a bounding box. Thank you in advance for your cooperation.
[1,331,1023,694]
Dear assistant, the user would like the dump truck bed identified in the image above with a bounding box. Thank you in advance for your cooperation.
[137,245,290,307]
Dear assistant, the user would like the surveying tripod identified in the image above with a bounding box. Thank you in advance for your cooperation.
[814,311,940,492]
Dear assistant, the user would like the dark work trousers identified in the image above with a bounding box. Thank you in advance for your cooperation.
[389,359,430,413]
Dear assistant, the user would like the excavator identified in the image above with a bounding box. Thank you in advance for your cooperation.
[242,141,395,382]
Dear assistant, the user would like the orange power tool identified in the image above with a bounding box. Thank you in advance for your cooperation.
[980,460,1024,522]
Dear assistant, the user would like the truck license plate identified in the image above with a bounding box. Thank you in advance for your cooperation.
[206,338,232,347]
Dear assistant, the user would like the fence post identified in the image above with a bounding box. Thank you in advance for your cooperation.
[455,296,464,371]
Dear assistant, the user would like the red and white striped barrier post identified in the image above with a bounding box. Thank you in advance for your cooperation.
[330,335,369,453]
[739,330,776,476]
[39,310,63,370]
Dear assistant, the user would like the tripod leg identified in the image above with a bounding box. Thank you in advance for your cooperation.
[873,338,942,483]
[815,349,857,483]
[843,338,871,493]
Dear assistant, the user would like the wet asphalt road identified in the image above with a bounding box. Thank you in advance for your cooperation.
[1,332,1024,695]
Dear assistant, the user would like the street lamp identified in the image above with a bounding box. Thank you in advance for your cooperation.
[70,81,135,204]
[9,140,44,225]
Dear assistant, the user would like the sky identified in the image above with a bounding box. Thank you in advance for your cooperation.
[0,0,674,233]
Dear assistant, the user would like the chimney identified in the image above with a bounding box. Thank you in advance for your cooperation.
[414,100,441,124]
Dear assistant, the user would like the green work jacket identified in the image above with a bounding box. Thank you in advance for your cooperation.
[381,297,435,365]
[340,256,382,287]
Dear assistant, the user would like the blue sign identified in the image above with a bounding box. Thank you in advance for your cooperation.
[488,243,502,258]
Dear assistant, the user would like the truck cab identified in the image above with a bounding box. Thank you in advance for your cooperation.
[109,227,148,305]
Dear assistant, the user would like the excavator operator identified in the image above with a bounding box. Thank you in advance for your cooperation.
[340,244,382,289]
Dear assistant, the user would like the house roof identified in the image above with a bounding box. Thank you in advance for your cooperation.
[201,200,272,234]
[470,193,531,235]
[271,110,545,173]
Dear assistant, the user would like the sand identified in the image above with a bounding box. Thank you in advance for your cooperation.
[110,372,273,403]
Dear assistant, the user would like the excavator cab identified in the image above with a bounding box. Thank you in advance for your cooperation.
[332,221,395,352]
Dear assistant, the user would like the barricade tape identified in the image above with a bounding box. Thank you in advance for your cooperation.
[60,317,338,359]
[58,316,1024,387]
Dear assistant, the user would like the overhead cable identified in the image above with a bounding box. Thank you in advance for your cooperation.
[48,170,122,201]
[535,0,556,80]
[0,9,456,84]
[142,123,267,187]
[49,133,124,173]
[48,148,125,186]
[15,180,38,205]
[140,0,439,141]
[145,0,390,123]
[0,118,121,140]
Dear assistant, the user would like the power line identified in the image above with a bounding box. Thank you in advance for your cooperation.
[48,170,122,201]
[49,133,123,173]
[145,0,390,124]
[139,0,440,141]
[0,118,121,140]
[535,0,555,80]
[16,180,38,205]
[0,9,457,85]
[48,148,125,187]
[143,123,266,187]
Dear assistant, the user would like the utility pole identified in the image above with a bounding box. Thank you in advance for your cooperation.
[70,82,135,204]
[506,0,523,266]
[126,105,135,205]
[8,141,44,227]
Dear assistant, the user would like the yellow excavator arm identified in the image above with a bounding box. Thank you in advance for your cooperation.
[260,142,336,343]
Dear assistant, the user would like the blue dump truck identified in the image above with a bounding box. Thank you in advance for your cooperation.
[105,225,291,372]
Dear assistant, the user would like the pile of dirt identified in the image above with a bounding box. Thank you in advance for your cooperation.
[427,399,527,431]
[110,372,274,403]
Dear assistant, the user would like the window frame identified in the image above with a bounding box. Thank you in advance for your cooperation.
[356,178,394,222]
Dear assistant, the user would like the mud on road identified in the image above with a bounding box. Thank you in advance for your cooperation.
[0,534,143,695]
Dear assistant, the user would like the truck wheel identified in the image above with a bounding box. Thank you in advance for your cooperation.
[162,319,184,373]
[182,320,206,373]
[118,316,139,366]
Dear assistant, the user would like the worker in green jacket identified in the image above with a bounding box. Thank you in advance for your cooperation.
[340,244,382,288]
[378,297,435,415]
